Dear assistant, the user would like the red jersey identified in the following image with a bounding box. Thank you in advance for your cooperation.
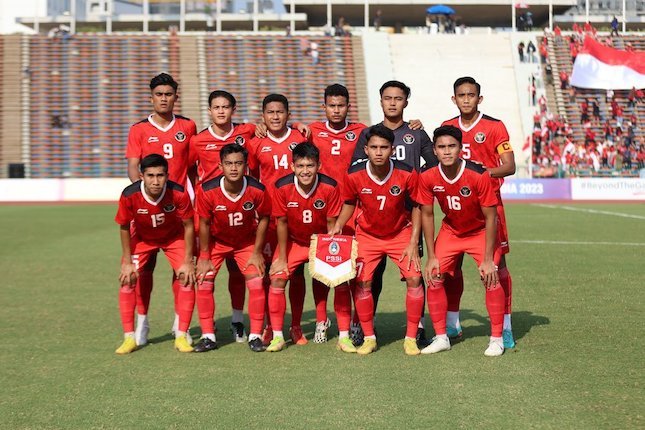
[115,181,193,245]
[196,175,271,248]
[188,123,256,183]
[442,113,512,172]
[246,128,307,195]
[308,121,367,182]
[126,114,197,186]
[342,160,418,238]
[273,173,342,245]
[417,160,498,237]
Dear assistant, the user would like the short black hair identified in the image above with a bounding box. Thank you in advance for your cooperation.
[150,73,178,92]
[262,93,289,111]
[433,125,463,144]
[324,83,350,103]
[364,124,395,146]
[140,154,168,173]
[379,80,411,99]
[220,143,248,163]
[209,90,236,108]
[453,76,481,96]
[292,142,320,163]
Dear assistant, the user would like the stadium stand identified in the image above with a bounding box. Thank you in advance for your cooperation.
[535,29,644,177]
[13,34,363,178]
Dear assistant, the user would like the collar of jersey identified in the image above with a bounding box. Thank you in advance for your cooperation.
[294,174,319,199]
[458,112,483,132]
[148,114,176,133]
[325,120,349,134]
[141,181,167,205]
[208,124,235,141]
[220,176,247,202]
[366,159,393,186]
[267,128,292,143]
[439,159,466,184]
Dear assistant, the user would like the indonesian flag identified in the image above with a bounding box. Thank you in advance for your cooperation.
[308,234,358,288]
[570,36,645,90]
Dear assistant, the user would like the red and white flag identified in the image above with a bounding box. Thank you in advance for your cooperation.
[570,36,645,90]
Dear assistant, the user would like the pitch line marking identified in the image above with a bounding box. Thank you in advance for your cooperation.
[533,204,645,220]
[514,240,645,247]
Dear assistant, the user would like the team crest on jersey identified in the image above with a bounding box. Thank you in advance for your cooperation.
[459,186,472,197]
[328,241,340,255]
[432,186,445,192]
[402,134,415,144]
[474,132,486,144]
[289,142,298,151]
[175,131,186,142]
[137,208,149,214]
[163,204,176,212]
[148,136,159,143]
[242,201,255,211]
[313,199,326,209]
[345,131,356,141]
[235,136,245,146]
[390,185,402,196]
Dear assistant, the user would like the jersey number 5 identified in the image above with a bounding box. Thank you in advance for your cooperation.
[461,143,471,160]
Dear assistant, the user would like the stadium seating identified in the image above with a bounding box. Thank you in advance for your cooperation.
[15,33,361,178]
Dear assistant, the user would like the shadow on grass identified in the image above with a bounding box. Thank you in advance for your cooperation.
[146,308,549,350]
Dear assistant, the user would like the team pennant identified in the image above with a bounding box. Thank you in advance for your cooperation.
[308,234,358,288]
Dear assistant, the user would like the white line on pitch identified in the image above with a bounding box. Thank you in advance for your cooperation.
[533,204,645,220]
[514,240,645,247]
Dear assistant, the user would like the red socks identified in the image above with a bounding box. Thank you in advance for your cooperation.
[445,270,464,312]
[426,279,448,336]
[313,280,330,322]
[485,283,505,337]
[354,287,375,336]
[498,267,513,315]
[268,287,286,333]
[136,269,154,315]
[333,285,352,332]
[405,285,424,338]
[226,259,246,312]
[173,279,195,332]
[196,273,215,335]
[119,284,136,332]
[246,277,265,335]
[288,272,306,327]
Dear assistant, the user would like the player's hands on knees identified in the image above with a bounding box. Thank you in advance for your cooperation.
[424,258,441,286]
[479,260,499,289]
[119,263,138,287]
[269,258,288,276]
[400,243,421,272]
[254,122,268,138]
[245,252,265,278]
[177,263,196,287]
[196,258,215,284]
[408,119,424,130]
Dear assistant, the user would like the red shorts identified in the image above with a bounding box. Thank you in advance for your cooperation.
[496,201,510,255]
[434,227,502,276]
[130,236,186,272]
[270,240,309,280]
[207,240,259,276]
[355,225,421,282]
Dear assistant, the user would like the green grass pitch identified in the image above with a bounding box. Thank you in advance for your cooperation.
[0,202,643,429]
